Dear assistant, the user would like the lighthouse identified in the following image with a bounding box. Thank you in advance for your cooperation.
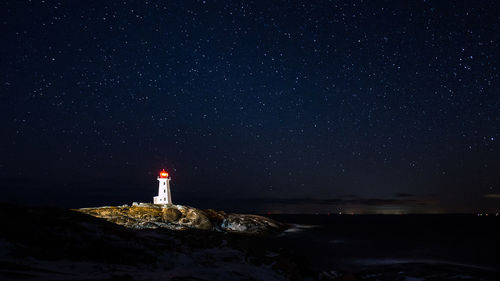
[153,169,172,204]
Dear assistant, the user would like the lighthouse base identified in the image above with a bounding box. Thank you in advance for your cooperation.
[153,196,171,204]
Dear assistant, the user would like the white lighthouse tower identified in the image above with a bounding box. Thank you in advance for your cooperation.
[153,169,172,204]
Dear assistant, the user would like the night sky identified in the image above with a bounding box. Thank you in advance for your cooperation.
[1,1,499,214]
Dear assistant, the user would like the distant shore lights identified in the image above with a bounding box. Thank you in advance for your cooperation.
[153,169,172,204]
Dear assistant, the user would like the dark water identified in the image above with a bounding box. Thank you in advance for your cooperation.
[268,214,500,277]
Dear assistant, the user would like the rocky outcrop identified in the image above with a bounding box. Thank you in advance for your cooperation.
[0,205,306,280]
[76,203,287,235]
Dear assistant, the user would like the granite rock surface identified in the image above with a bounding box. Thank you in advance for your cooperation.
[77,203,287,234]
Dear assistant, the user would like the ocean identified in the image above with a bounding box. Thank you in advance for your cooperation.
[267,214,500,280]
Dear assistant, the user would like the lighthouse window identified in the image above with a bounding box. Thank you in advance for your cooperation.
[164,189,166,193]
[164,182,166,185]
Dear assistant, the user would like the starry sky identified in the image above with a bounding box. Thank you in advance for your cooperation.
[1,0,499,213]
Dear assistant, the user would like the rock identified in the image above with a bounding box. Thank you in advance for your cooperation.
[182,207,212,230]
[162,207,182,221]
[221,214,286,234]
[128,206,163,220]
[76,204,287,235]
[0,205,299,280]
[204,209,226,224]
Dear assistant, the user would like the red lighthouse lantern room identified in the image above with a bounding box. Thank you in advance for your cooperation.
[160,169,169,178]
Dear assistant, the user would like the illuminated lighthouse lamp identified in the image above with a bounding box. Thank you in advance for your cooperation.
[153,169,172,204]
